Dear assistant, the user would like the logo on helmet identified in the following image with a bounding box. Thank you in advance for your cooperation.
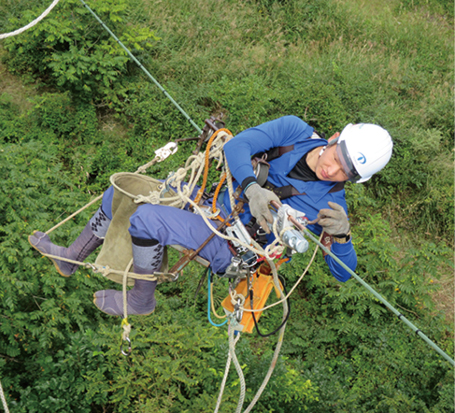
[357,153,367,164]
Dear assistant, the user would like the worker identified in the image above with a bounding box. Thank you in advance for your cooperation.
[29,115,393,316]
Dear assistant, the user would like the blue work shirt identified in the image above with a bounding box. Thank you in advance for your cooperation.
[223,115,357,282]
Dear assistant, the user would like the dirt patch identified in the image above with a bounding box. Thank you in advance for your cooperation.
[0,47,38,111]
[431,269,454,326]
[388,225,454,327]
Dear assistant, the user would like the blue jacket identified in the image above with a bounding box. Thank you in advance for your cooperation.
[223,115,356,282]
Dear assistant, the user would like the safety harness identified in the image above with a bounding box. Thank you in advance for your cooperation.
[252,137,345,200]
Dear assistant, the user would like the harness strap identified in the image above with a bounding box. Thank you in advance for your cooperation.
[264,180,345,200]
[253,144,294,162]
[253,130,325,163]
[264,144,294,160]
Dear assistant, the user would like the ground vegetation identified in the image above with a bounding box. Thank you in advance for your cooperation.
[0,0,453,411]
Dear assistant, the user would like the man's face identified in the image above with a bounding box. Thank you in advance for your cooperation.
[314,132,349,182]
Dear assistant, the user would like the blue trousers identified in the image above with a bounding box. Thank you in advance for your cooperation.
[101,186,233,274]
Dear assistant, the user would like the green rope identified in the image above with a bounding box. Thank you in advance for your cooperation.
[78,0,203,135]
[302,227,455,367]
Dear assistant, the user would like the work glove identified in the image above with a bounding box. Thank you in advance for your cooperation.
[317,202,350,236]
[244,183,281,234]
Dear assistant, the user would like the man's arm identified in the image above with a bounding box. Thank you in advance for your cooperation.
[223,116,313,188]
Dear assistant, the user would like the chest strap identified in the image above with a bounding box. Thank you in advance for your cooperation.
[264,180,345,200]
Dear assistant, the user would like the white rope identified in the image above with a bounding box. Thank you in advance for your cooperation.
[224,153,238,213]
[215,257,289,413]
[0,379,10,413]
[229,325,246,413]
[122,259,134,323]
[37,252,160,280]
[242,257,288,413]
[0,0,61,40]
[134,191,162,205]
[213,333,241,413]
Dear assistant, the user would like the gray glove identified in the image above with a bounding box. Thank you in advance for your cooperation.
[244,183,281,233]
[317,202,350,235]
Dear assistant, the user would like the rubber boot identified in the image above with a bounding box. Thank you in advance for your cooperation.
[93,241,163,316]
[28,207,110,277]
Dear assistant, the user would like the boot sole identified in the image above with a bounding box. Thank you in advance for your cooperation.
[28,231,72,278]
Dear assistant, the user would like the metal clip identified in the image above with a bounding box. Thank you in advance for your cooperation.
[234,297,244,323]
[161,172,175,196]
[121,337,132,357]
[193,205,221,219]
[85,263,97,272]
[155,142,178,162]
[221,256,249,280]
[225,217,253,248]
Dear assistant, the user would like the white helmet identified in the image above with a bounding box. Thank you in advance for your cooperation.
[334,123,393,183]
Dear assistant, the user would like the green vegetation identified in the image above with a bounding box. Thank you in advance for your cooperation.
[0,0,453,411]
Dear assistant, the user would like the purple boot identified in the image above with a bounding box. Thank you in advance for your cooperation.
[93,240,163,316]
[28,208,110,276]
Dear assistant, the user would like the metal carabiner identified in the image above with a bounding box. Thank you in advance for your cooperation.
[155,142,178,162]
[85,263,97,272]
[120,337,132,357]
[234,297,244,323]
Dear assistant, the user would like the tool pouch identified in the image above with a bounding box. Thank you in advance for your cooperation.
[221,263,282,333]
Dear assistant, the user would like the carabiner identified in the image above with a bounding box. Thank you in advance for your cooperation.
[234,297,244,323]
[120,337,132,357]
[155,142,178,162]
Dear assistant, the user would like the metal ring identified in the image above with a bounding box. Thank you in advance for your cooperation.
[84,263,97,271]
[235,298,244,323]
[236,308,243,323]
[120,337,132,357]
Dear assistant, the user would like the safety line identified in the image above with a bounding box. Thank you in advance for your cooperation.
[300,227,455,367]
[214,332,241,413]
[0,0,61,40]
[78,0,203,135]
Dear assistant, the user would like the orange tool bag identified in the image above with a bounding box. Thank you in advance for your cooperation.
[221,262,284,333]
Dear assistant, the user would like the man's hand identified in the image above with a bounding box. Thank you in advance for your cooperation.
[317,202,350,235]
[244,183,281,233]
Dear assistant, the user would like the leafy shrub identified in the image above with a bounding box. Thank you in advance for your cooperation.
[0,140,115,412]
[1,0,158,103]
[0,0,453,411]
